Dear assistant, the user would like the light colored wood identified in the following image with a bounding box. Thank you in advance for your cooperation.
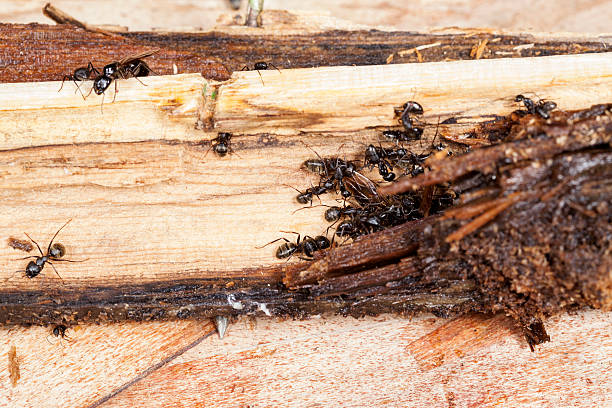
[1,1,611,33]
[23,310,605,408]
[216,52,612,134]
[0,74,206,150]
[0,321,215,407]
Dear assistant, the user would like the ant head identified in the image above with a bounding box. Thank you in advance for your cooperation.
[49,243,66,259]
[214,143,229,156]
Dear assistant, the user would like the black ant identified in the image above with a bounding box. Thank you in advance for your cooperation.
[364,144,396,181]
[89,50,159,107]
[14,219,85,283]
[515,94,557,119]
[206,132,235,157]
[258,232,330,260]
[382,129,423,144]
[241,61,281,85]
[394,101,425,137]
[53,325,70,339]
[59,62,100,99]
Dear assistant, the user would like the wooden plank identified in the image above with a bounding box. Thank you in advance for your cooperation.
[78,310,610,407]
[0,53,610,325]
[215,53,612,133]
[0,321,215,407]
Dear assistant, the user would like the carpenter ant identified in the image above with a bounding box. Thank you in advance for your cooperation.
[382,129,423,144]
[89,50,159,105]
[515,94,557,119]
[59,62,100,99]
[364,145,396,181]
[258,232,330,260]
[53,325,69,339]
[394,101,425,137]
[241,61,281,85]
[15,219,84,283]
[206,132,234,157]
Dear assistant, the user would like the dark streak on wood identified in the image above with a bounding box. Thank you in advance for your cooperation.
[124,30,610,73]
[0,23,230,83]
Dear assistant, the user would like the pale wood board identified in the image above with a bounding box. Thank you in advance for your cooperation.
[1,0,611,33]
[0,3,611,407]
[3,311,608,407]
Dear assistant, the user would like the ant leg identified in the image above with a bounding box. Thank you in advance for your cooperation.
[267,62,281,74]
[73,80,86,100]
[133,75,147,86]
[58,75,72,92]
[256,237,289,249]
[88,62,101,76]
[100,91,105,114]
[256,70,264,86]
[24,232,44,256]
[112,80,118,103]
[46,262,65,284]
[85,84,95,99]
[297,255,314,261]
[279,231,301,245]
[13,255,38,260]
[47,219,72,254]
[241,66,250,71]
[291,203,331,215]
[51,258,89,263]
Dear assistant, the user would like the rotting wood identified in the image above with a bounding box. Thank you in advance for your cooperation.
[285,104,612,348]
[0,19,609,344]
[123,21,612,73]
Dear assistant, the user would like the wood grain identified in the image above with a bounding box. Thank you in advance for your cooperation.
[0,4,610,407]
[216,53,612,134]
[1,1,610,33]
[0,321,215,407]
[77,310,610,408]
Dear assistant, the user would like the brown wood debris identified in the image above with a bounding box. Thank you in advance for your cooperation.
[8,344,20,387]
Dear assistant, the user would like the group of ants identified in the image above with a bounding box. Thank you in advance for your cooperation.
[256,94,557,262]
[12,49,556,339]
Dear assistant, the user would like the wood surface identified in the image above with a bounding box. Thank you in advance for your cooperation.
[1,0,611,33]
[0,5,610,408]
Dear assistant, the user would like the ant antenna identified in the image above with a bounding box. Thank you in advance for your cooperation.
[256,237,289,249]
[24,232,44,257]
[47,219,72,254]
